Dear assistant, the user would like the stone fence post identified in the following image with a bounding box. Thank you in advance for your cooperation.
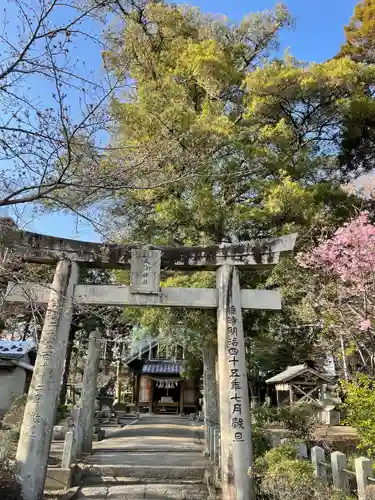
[213,426,221,483]
[61,431,74,469]
[331,451,350,495]
[355,457,374,500]
[79,330,102,454]
[71,406,83,463]
[311,446,327,479]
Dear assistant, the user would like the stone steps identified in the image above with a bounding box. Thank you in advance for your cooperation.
[76,483,208,499]
[78,463,206,481]
[73,416,210,500]
[82,476,204,485]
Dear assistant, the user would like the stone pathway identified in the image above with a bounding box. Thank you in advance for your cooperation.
[74,415,210,500]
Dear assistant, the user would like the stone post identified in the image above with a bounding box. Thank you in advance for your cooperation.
[214,427,220,467]
[311,446,326,479]
[270,434,281,448]
[79,330,102,454]
[15,260,79,500]
[114,360,122,403]
[355,457,374,500]
[149,379,154,414]
[203,344,219,455]
[179,380,184,415]
[209,425,216,459]
[331,451,350,494]
[71,406,82,462]
[61,431,74,469]
[296,442,308,459]
[217,265,253,500]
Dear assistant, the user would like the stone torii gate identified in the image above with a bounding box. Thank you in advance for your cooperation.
[0,226,296,500]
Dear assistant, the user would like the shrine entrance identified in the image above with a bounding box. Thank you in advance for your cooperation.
[0,225,296,500]
[152,379,181,414]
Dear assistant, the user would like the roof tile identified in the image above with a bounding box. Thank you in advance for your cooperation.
[142,361,183,375]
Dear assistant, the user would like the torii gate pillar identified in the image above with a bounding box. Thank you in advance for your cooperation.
[15,260,79,500]
[217,265,253,500]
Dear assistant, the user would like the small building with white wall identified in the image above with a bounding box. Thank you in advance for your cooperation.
[0,340,36,416]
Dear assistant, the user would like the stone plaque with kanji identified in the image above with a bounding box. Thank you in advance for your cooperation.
[130,249,161,294]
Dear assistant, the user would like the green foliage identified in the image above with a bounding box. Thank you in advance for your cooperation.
[276,404,317,442]
[341,374,375,457]
[336,0,375,173]
[252,403,316,442]
[266,457,315,486]
[252,445,314,499]
[122,271,216,362]
[338,0,375,63]
[2,395,26,430]
[364,484,375,499]
[0,460,22,500]
[262,443,299,468]
[251,427,270,461]
[250,406,273,459]
[99,0,375,380]
[55,404,71,424]
[0,395,26,461]
[254,444,352,500]
[102,0,372,374]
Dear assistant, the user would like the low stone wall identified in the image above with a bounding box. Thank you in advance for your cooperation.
[44,468,71,491]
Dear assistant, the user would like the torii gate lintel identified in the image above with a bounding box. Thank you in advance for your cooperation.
[0,226,297,270]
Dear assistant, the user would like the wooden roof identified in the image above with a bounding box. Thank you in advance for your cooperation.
[266,364,334,384]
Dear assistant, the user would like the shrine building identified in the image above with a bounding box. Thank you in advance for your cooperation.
[125,338,201,415]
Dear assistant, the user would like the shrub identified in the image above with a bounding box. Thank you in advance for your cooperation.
[261,473,352,500]
[0,460,22,500]
[55,404,69,424]
[262,443,299,468]
[2,395,27,430]
[341,375,375,457]
[365,485,375,500]
[0,395,26,460]
[253,444,353,500]
[251,444,301,489]
[261,459,316,499]
[276,404,317,441]
[252,403,316,442]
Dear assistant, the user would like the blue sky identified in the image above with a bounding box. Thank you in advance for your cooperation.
[7,0,357,242]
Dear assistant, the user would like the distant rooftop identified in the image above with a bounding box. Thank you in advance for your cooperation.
[266,364,334,384]
[0,340,36,359]
[142,360,183,375]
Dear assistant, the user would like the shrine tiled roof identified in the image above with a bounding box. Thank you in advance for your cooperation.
[266,364,334,384]
[142,360,183,375]
[0,340,36,359]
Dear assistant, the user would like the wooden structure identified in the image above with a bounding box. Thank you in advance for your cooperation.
[126,341,199,415]
[266,364,335,407]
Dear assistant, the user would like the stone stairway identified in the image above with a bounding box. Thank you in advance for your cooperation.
[73,415,210,500]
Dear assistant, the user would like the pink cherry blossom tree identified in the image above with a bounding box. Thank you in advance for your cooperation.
[298,212,375,376]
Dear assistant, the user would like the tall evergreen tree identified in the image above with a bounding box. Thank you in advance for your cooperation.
[102,1,374,376]
[337,0,375,174]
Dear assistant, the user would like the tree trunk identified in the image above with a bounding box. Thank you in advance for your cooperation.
[340,334,349,381]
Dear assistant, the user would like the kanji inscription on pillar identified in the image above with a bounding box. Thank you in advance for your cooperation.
[130,249,162,294]
[227,304,246,443]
